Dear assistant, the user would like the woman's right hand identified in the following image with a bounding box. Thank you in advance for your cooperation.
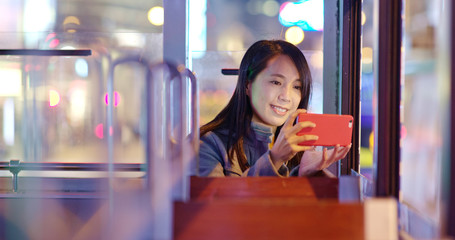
[298,144,351,176]
[269,109,319,169]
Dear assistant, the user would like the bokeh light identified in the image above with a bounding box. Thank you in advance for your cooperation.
[189,0,207,59]
[23,0,54,33]
[48,43,59,50]
[61,45,76,50]
[75,58,88,78]
[45,33,60,48]
[49,89,61,107]
[247,0,262,15]
[63,16,80,25]
[262,0,279,17]
[104,91,121,107]
[3,99,14,146]
[45,33,56,42]
[361,47,373,73]
[369,131,374,152]
[63,16,80,33]
[148,6,164,26]
[0,69,22,97]
[199,90,232,125]
[401,125,407,140]
[70,88,87,124]
[24,64,31,72]
[361,47,373,64]
[310,52,323,69]
[279,0,323,31]
[95,123,104,139]
[94,124,114,139]
[285,26,304,45]
[361,11,366,25]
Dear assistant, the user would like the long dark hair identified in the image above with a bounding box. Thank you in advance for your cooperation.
[200,40,312,171]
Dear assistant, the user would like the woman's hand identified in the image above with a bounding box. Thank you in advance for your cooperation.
[298,144,352,176]
[270,109,318,169]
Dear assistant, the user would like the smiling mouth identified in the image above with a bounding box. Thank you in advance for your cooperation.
[271,105,288,115]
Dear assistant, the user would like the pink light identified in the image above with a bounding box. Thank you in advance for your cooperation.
[49,39,60,48]
[95,124,114,139]
[104,91,121,107]
[45,33,57,42]
[24,64,32,72]
[95,123,104,139]
[279,1,290,12]
[401,125,407,140]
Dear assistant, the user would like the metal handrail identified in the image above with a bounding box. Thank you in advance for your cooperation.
[0,49,92,56]
[181,68,200,176]
[0,160,145,192]
[0,161,144,172]
[107,57,184,190]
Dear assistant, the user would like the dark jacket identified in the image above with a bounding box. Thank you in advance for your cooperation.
[199,122,290,177]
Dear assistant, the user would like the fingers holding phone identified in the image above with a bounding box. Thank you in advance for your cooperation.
[295,113,353,176]
[285,109,320,146]
[270,109,317,167]
[322,144,352,167]
[298,144,352,176]
[297,113,353,147]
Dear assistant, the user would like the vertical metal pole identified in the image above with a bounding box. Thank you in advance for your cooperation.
[323,0,342,176]
[323,0,342,116]
[373,0,402,197]
[163,0,189,145]
[149,64,174,240]
[163,0,188,66]
[340,0,362,175]
[145,68,152,189]
[447,0,455,236]
[106,60,115,234]
[183,69,200,176]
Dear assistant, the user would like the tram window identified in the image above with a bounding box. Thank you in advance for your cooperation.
[0,0,333,178]
[0,1,165,178]
[190,0,325,126]
[400,0,445,230]
[359,0,374,179]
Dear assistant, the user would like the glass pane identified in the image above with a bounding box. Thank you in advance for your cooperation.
[359,0,374,180]
[0,32,163,178]
[190,0,325,126]
[401,0,448,235]
[0,0,164,178]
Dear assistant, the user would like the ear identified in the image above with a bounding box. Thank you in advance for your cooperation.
[246,82,251,97]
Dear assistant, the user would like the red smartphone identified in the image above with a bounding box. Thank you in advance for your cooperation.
[297,113,353,146]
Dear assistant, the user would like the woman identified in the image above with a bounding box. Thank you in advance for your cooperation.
[199,40,351,177]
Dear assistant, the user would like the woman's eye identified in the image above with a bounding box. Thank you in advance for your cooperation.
[270,80,281,85]
[294,85,302,90]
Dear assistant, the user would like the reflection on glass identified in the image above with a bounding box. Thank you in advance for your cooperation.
[359,0,374,179]
[0,32,163,179]
[192,1,324,126]
[194,50,324,127]
[401,0,445,231]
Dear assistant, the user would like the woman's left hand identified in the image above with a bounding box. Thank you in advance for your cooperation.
[298,144,352,176]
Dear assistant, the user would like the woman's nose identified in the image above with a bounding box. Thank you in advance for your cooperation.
[278,86,291,102]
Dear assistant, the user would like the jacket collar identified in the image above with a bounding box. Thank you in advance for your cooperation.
[249,122,274,144]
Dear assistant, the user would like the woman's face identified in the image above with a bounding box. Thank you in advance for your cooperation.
[247,54,302,128]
